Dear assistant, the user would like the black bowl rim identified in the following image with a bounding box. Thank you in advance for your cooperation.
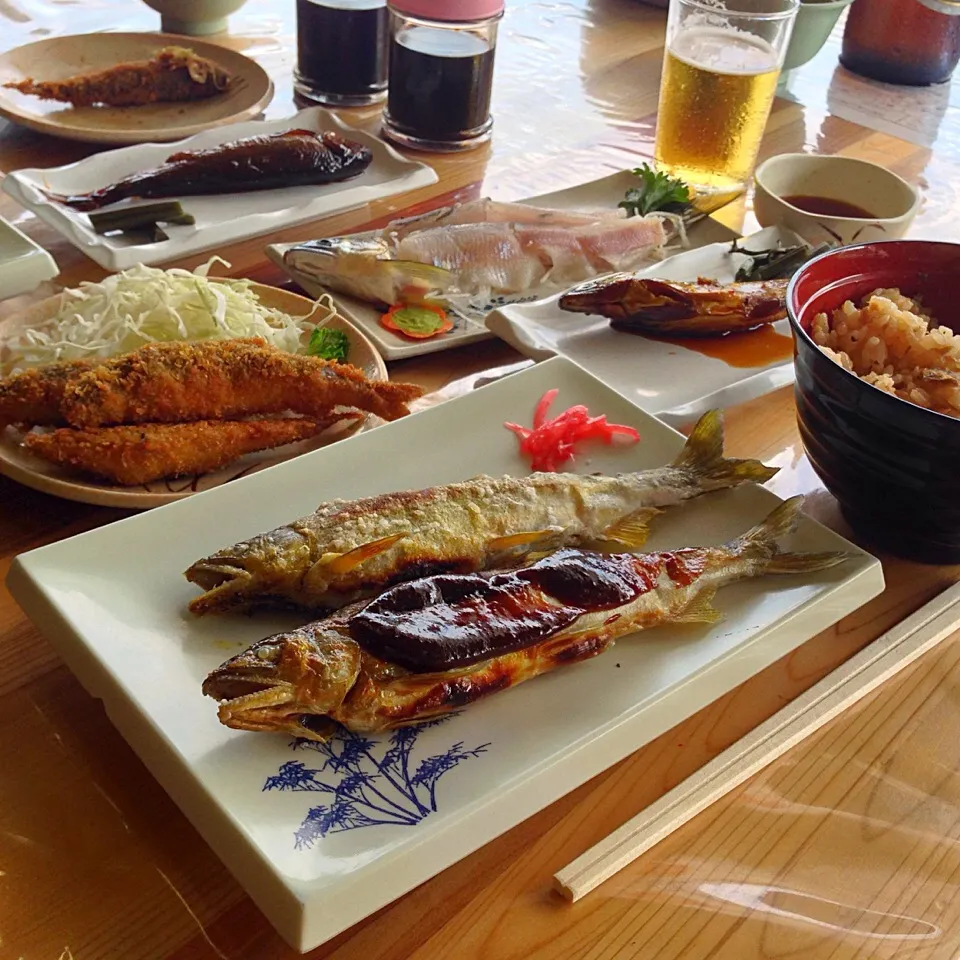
[786,238,960,430]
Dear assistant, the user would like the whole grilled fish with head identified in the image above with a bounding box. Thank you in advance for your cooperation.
[185,410,778,616]
[559,276,789,337]
[55,130,374,211]
[202,497,850,740]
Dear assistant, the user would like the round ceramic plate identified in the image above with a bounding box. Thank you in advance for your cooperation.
[0,32,274,145]
[0,283,389,509]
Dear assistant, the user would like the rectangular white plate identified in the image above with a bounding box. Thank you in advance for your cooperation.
[7,357,884,953]
[0,215,58,300]
[266,170,740,361]
[2,106,438,272]
[487,225,805,429]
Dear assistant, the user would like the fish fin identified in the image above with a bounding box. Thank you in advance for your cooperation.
[730,496,853,574]
[672,410,778,489]
[488,529,558,553]
[388,260,457,290]
[525,550,555,562]
[320,534,407,575]
[599,507,662,550]
[674,587,723,625]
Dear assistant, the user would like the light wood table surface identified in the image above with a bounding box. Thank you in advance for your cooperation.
[2,3,960,958]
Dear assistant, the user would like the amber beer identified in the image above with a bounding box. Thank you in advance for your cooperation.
[655,27,781,194]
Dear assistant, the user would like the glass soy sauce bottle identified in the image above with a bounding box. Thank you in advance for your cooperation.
[295,0,390,107]
[841,0,960,86]
[381,0,504,152]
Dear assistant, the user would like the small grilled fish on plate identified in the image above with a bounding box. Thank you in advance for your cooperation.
[185,409,777,616]
[558,276,789,337]
[202,497,851,741]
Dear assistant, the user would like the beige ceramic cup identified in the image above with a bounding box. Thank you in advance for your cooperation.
[754,153,921,245]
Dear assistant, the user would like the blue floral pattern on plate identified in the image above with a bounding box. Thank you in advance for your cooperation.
[263,717,490,849]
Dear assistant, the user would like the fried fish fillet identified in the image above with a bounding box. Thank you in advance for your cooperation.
[60,338,423,428]
[185,410,779,616]
[4,47,232,108]
[23,414,359,486]
[0,357,97,427]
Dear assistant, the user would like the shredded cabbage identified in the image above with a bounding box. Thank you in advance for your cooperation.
[4,257,336,372]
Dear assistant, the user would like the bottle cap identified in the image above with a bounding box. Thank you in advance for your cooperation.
[388,0,504,22]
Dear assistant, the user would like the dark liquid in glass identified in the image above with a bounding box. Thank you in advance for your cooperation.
[386,26,495,144]
[296,0,388,105]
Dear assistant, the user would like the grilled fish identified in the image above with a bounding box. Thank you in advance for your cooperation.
[55,130,373,211]
[559,276,789,337]
[185,409,778,616]
[202,497,850,740]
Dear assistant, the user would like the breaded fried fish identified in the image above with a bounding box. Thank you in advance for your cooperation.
[185,410,778,616]
[60,338,422,428]
[0,357,97,426]
[22,413,360,486]
[202,497,850,740]
[4,46,232,108]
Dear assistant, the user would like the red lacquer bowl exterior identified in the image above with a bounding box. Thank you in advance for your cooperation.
[787,240,960,564]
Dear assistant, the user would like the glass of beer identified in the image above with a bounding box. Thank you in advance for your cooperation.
[654,0,799,197]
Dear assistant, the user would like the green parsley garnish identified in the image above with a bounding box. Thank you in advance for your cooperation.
[619,163,692,217]
[306,326,350,362]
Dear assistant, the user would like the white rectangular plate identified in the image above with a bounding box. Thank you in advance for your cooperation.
[487,225,804,428]
[266,169,740,361]
[0,214,58,299]
[7,357,884,953]
[2,107,438,272]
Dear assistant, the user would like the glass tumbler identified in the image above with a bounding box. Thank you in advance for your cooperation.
[381,0,504,152]
[654,0,799,198]
[295,0,390,107]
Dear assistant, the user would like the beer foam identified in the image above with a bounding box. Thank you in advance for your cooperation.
[672,26,778,75]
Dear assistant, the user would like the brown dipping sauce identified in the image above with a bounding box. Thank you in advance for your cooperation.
[782,195,877,219]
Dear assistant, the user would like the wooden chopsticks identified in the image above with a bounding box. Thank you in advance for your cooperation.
[554,580,960,903]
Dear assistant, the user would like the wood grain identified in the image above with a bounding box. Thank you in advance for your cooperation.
[0,3,958,959]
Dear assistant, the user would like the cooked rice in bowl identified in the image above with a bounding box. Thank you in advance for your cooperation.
[811,288,960,417]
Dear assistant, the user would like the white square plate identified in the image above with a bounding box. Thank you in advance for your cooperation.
[7,357,884,953]
[1,107,438,271]
[266,170,741,361]
[487,225,805,428]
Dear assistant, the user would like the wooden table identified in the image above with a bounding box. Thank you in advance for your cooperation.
[3,3,960,958]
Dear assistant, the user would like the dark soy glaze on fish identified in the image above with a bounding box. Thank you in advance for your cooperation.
[349,549,667,672]
[56,130,374,211]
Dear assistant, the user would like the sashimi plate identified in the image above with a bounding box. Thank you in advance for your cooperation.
[266,169,741,361]
[1,106,438,272]
[487,225,806,428]
[7,356,884,953]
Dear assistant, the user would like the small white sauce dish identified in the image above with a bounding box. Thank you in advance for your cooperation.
[754,153,921,246]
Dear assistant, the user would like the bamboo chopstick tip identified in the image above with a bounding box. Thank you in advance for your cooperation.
[552,874,577,902]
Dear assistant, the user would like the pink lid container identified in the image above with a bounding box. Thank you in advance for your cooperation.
[388,0,504,21]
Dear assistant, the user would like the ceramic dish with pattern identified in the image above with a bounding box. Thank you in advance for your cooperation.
[266,169,741,361]
[7,356,883,951]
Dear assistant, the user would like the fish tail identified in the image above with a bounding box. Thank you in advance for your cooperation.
[673,410,778,490]
[731,496,853,573]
